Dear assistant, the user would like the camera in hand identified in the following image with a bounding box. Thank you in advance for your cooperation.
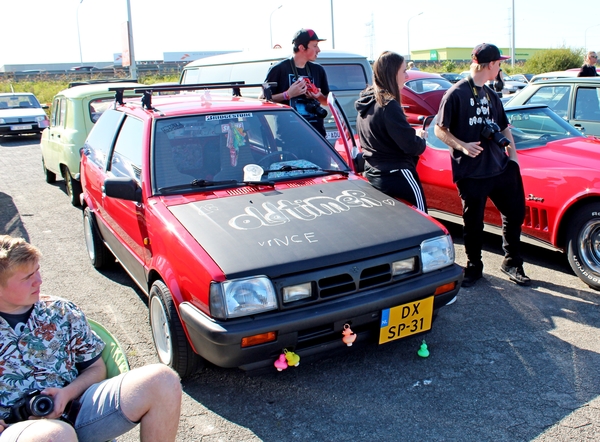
[481,121,510,148]
[5,389,54,424]
[292,76,328,121]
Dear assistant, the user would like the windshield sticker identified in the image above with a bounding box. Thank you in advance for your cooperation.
[206,113,252,121]
[228,189,396,230]
[160,122,184,133]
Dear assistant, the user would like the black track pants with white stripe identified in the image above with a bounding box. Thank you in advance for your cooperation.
[365,168,427,212]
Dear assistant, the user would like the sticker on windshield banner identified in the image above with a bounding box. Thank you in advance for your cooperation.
[206,113,252,121]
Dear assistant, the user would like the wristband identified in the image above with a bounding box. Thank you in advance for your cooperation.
[283,91,289,100]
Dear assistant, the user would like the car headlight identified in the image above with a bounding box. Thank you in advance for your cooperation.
[0,118,5,124]
[210,276,277,319]
[421,235,454,273]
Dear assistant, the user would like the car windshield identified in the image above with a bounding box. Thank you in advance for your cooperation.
[506,106,585,148]
[424,106,584,151]
[0,95,41,110]
[152,109,350,193]
[404,78,452,94]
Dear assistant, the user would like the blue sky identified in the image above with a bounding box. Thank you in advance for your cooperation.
[2,0,599,66]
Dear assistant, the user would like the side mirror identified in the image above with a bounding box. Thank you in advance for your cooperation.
[103,177,142,203]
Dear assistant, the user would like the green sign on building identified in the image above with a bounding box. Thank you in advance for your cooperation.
[429,50,438,61]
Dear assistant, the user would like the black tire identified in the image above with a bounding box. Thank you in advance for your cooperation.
[566,203,600,290]
[42,158,56,183]
[83,207,111,269]
[63,167,82,207]
[149,280,202,378]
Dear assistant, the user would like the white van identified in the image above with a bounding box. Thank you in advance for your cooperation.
[180,49,373,141]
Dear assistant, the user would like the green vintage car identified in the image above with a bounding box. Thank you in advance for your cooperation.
[40,81,143,205]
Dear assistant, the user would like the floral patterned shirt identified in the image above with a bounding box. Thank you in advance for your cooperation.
[0,295,105,419]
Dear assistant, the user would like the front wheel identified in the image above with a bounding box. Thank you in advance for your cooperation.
[566,203,600,290]
[149,280,202,378]
[83,207,111,269]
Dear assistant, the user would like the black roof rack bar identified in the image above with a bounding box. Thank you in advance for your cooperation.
[108,81,276,94]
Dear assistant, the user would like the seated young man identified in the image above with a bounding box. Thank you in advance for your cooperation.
[0,235,182,442]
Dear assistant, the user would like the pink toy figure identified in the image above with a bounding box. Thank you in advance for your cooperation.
[284,349,300,367]
[342,323,357,346]
[274,353,288,371]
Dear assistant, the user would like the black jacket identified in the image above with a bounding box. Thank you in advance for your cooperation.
[355,87,425,172]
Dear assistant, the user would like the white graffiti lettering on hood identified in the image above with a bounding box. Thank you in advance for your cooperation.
[229,189,396,230]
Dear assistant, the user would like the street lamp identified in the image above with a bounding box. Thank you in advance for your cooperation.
[125,0,137,79]
[407,12,423,60]
[269,5,282,49]
[585,24,600,51]
[76,0,84,66]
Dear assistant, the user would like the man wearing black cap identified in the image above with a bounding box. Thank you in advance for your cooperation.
[265,28,330,136]
[434,43,530,288]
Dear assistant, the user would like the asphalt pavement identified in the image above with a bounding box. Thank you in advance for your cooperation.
[1,137,600,442]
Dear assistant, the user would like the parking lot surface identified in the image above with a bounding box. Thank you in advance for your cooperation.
[1,137,600,441]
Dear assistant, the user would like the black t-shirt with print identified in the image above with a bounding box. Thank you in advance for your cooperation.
[265,58,330,136]
[436,78,510,182]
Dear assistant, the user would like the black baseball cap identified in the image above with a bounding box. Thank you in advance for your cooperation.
[472,43,510,64]
[292,29,326,48]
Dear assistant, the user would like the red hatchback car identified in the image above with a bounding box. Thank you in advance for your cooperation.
[80,84,462,377]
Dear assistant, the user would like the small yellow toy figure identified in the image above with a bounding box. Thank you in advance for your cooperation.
[342,323,357,346]
[284,349,300,367]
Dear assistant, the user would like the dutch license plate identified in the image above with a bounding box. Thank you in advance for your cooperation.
[379,296,434,344]
[326,130,340,140]
[11,124,32,130]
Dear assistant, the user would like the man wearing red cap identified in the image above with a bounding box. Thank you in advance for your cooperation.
[434,43,530,288]
[265,28,330,137]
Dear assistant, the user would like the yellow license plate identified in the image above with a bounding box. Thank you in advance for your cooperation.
[379,296,434,344]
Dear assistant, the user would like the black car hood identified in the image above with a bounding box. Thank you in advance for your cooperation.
[168,179,443,279]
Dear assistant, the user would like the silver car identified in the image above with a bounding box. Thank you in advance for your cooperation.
[0,92,49,137]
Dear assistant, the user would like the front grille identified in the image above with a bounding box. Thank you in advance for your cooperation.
[274,249,419,309]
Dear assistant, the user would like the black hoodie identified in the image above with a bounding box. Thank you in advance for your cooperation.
[355,87,425,172]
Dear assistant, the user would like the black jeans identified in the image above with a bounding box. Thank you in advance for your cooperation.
[456,161,525,269]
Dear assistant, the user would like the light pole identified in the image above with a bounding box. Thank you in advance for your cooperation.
[269,5,282,49]
[407,12,423,60]
[585,24,600,51]
[330,0,335,49]
[125,0,137,79]
[76,0,84,66]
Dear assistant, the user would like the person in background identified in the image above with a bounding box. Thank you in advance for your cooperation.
[355,51,428,212]
[0,235,182,442]
[265,28,330,137]
[407,61,420,71]
[577,51,599,77]
[434,43,530,288]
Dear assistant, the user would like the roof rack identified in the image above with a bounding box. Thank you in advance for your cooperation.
[108,81,276,109]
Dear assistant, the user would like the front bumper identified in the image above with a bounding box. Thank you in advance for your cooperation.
[179,263,463,371]
[0,123,44,136]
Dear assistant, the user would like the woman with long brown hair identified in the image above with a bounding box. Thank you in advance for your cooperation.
[355,51,428,212]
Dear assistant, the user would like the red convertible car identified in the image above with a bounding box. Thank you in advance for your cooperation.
[330,97,600,290]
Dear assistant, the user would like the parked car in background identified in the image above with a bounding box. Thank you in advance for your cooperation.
[418,105,600,290]
[179,49,373,142]
[509,73,533,83]
[0,92,49,137]
[438,73,463,83]
[79,82,462,378]
[500,75,528,95]
[40,80,143,205]
[402,71,453,125]
[529,70,580,83]
[505,77,600,136]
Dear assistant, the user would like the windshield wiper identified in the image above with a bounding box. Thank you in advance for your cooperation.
[158,178,275,194]
[263,165,349,176]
